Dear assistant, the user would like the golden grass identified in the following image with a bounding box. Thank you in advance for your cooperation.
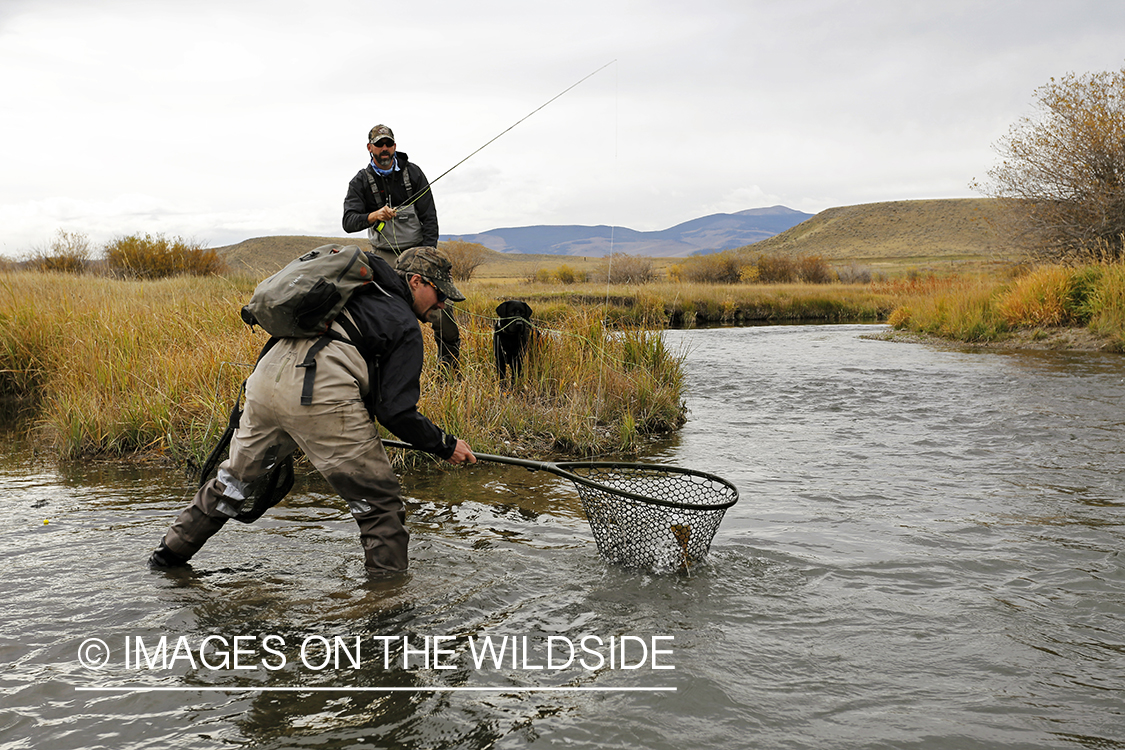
[0,272,260,460]
[466,278,897,326]
[0,271,687,463]
[885,261,1125,349]
[7,255,1120,464]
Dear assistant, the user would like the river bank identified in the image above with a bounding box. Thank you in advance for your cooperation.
[0,272,688,465]
[868,326,1117,352]
[881,262,1125,353]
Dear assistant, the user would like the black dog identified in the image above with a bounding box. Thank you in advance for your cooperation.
[493,300,535,383]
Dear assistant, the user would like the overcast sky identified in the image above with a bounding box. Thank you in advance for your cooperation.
[2,0,1124,255]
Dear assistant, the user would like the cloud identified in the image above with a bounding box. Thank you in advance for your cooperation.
[2,0,1125,254]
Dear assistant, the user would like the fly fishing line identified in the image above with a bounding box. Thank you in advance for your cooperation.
[395,60,618,211]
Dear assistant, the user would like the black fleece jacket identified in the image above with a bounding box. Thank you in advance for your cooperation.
[341,152,439,247]
[343,253,455,459]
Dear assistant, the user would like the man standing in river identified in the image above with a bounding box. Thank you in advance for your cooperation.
[342,124,461,371]
[148,247,476,575]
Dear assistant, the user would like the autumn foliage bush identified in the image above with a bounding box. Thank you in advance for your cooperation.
[669,251,835,284]
[26,230,92,274]
[439,239,490,281]
[104,233,224,279]
[973,66,1125,261]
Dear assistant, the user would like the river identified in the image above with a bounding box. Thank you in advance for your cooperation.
[2,324,1123,749]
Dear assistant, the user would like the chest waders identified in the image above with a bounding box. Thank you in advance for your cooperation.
[365,167,423,257]
[202,307,369,524]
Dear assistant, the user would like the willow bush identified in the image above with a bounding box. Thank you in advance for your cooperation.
[668,251,834,284]
[105,233,225,279]
[25,229,93,274]
[972,67,1125,261]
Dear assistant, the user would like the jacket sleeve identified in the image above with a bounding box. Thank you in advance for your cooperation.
[371,326,456,460]
[409,164,439,247]
[342,169,376,234]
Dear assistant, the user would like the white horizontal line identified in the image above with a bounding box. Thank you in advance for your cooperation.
[76,686,674,693]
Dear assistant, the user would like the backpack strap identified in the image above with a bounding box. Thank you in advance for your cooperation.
[295,312,364,406]
[198,382,245,487]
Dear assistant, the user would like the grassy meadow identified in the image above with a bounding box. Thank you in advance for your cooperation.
[5,258,1122,465]
[0,271,695,465]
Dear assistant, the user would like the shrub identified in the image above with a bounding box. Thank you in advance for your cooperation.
[667,251,834,285]
[680,251,745,283]
[835,264,873,284]
[756,254,797,283]
[972,67,1125,261]
[554,264,586,284]
[26,229,92,274]
[440,239,490,281]
[795,255,834,283]
[738,264,760,283]
[591,254,656,284]
[104,233,224,279]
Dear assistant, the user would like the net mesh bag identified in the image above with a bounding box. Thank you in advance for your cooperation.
[559,462,739,573]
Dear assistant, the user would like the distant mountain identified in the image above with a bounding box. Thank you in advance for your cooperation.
[439,206,814,258]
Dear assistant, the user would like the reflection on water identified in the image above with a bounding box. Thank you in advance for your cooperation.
[3,324,1125,749]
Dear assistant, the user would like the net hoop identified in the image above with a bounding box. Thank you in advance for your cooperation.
[552,462,740,511]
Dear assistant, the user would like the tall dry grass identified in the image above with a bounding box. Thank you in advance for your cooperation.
[1081,263,1125,349]
[886,262,1125,348]
[0,271,686,463]
[0,271,259,460]
[417,294,685,458]
[885,275,1005,341]
[469,277,896,327]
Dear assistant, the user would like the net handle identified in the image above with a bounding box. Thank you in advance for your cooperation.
[381,438,572,475]
[380,439,739,512]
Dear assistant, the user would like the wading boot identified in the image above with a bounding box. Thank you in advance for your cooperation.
[147,541,192,569]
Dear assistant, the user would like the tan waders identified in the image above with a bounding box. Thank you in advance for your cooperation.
[159,334,409,574]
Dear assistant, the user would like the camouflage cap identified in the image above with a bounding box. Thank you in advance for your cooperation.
[368,124,395,143]
[396,246,465,302]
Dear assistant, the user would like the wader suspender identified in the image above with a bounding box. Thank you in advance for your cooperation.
[295,313,363,405]
[296,278,392,406]
[364,165,414,211]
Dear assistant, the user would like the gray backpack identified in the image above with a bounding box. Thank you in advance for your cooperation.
[240,244,374,338]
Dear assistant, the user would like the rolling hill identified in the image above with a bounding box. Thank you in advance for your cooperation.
[747,198,1004,260]
[214,199,1006,278]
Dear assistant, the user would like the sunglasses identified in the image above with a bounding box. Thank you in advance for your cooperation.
[371,139,395,148]
[423,279,448,303]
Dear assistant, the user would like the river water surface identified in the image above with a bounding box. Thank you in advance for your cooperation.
[2,324,1124,749]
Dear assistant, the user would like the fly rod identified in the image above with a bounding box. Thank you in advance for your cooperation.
[395,60,616,211]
